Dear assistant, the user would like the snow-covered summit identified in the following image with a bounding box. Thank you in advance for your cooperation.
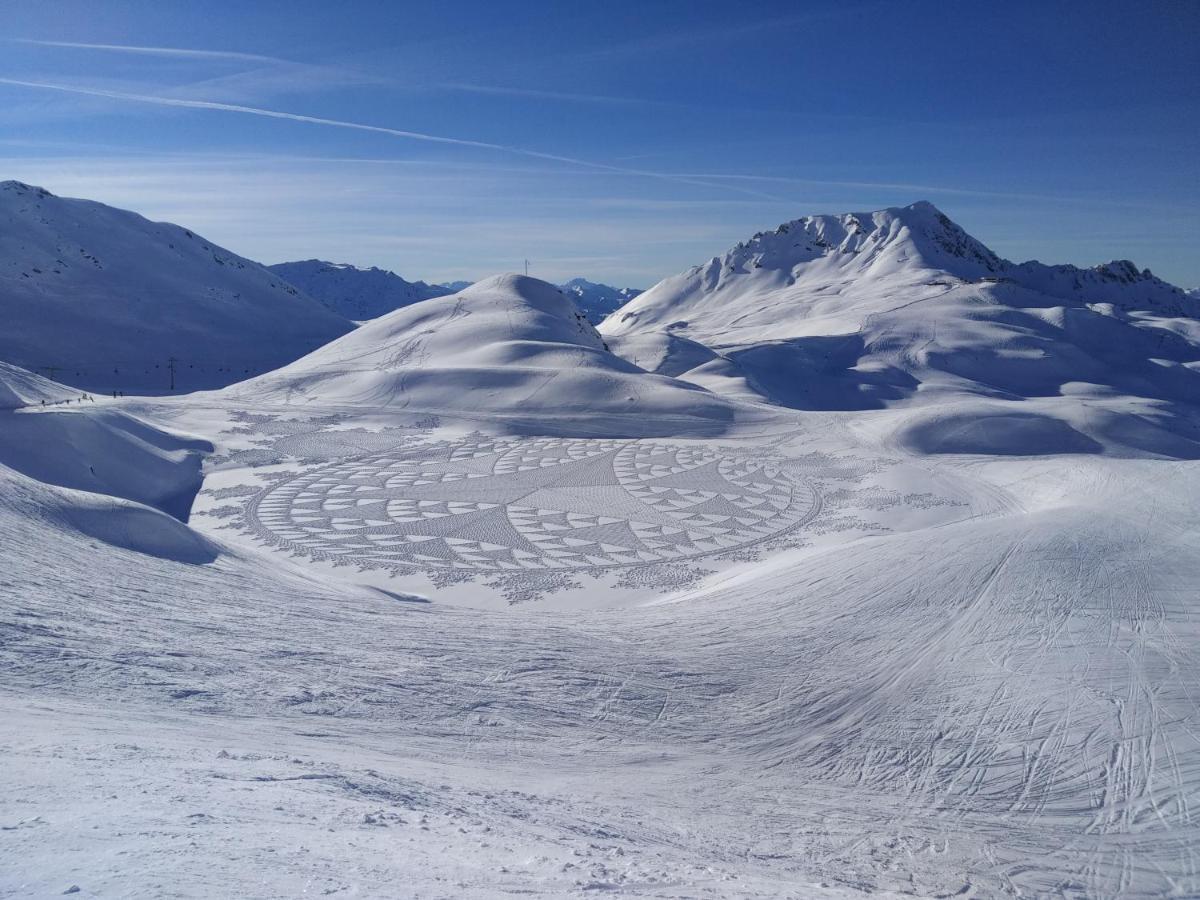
[227,273,732,434]
[0,182,353,394]
[601,202,1200,455]
[728,200,1005,280]
[606,202,1192,345]
[267,259,453,320]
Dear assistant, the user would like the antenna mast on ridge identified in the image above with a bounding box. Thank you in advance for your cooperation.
[524,259,529,276]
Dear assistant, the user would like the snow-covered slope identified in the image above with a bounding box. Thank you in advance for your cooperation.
[0,182,354,394]
[605,202,1194,343]
[6,197,1200,899]
[0,361,211,522]
[267,259,453,320]
[6,390,1200,898]
[559,277,642,324]
[0,360,75,409]
[226,274,733,434]
[601,202,1200,455]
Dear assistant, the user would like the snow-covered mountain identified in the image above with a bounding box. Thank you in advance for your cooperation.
[558,277,642,324]
[267,259,454,320]
[0,181,354,394]
[226,273,732,434]
[602,201,1200,456]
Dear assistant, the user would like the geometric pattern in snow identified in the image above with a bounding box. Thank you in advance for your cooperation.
[245,438,819,572]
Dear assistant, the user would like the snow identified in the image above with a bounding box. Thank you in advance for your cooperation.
[600,201,1200,458]
[2,197,1200,898]
[0,182,353,394]
[221,273,735,436]
[0,360,75,409]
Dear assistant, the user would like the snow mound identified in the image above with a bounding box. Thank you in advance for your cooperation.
[0,181,353,394]
[0,386,216,560]
[227,274,733,435]
[268,259,453,320]
[0,405,211,520]
[50,479,219,563]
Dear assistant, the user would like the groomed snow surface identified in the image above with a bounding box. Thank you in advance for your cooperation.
[2,201,1200,899]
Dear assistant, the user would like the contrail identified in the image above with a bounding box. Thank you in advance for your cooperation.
[0,77,1042,205]
[12,39,289,65]
[0,77,791,200]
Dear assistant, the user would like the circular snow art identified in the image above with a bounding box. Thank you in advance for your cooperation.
[246,438,818,572]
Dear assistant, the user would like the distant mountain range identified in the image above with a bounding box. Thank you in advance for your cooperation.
[266,260,455,321]
[558,278,643,324]
[267,262,641,325]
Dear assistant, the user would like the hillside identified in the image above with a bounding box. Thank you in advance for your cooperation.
[0,360,76,409]
[0,181,353,394]
[225,273,733,435]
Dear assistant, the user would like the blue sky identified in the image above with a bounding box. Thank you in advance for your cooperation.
[1,0,1197,287]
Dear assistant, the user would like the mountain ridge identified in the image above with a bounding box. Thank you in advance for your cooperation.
[267,259,453,320]
[606,201,1192,344]
[0,181,353,393]
[601,201,1200,457]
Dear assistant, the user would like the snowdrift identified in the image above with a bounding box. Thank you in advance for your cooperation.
[226,274,734,435]
[0,181,353,394]
[5,470,219,564]
[0,360,74,409]
[601,202,1200,456]
[0,360,212,525]
[0,407,211,521]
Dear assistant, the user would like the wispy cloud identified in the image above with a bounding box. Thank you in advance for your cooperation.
[0,151,746,283]
[0,78,1113,211]
[0,76,793,201]
[439,81,683,109]
[0,77,593,159]
[11,38,289,65]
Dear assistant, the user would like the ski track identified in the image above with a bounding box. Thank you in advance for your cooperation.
[2,403,1199,898]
